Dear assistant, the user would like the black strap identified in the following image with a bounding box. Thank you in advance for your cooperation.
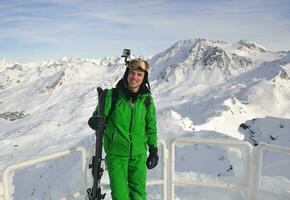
[106,88,118,124]
[144,96,151,110]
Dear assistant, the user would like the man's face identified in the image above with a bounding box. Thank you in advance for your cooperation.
[127,62,146,92]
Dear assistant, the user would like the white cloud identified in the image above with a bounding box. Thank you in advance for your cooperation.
[1,0,290,61]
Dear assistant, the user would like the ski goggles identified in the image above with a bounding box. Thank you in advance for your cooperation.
[128,58,149,71]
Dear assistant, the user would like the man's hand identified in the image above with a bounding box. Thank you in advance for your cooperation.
[88,116,105,130]
[146,147,159,169]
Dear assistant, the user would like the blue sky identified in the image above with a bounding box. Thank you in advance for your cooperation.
[1,0,290,62]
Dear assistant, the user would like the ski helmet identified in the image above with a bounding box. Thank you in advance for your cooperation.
[127,58,149,72]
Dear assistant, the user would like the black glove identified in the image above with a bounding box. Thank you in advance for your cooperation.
[146,147,159,169]
[88,115,105,130]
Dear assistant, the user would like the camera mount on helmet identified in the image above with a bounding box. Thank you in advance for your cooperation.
[121,49,131,66]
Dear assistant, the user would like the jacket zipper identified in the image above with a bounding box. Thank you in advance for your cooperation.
[111,129,116,142]
[109,129,116,150]
[129,98,134,157]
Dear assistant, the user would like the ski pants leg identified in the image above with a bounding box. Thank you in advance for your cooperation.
[106,154,147,200]
[128,154,147,200]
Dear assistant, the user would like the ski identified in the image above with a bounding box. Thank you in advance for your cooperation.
[87,87,108,200]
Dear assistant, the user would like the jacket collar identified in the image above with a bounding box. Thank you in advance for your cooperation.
[116,78,151,98]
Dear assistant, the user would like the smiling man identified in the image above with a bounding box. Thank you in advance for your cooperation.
[127,60,148,92]
[89,58,158,200]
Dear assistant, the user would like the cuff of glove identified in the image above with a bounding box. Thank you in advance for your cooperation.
[149,146,158,154]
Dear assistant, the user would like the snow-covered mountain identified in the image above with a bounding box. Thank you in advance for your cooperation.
[149,39,284,86]
[1,39,290,199]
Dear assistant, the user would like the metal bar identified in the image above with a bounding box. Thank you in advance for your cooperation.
[174,178,246,190]
[0,182,3,200]
[170,139,175,200]
[258,142,290,154]
[147,179,164,185]
[159,139,168,200]
[173,137,252,147]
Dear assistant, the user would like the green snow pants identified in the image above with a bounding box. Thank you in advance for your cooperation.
[106,154,147,200]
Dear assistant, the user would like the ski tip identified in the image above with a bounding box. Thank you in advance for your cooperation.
[97,87,103,94]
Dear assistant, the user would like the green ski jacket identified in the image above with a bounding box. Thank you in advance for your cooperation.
[92,83,157,157]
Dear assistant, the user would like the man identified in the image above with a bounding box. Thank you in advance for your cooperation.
[88,58,158,200]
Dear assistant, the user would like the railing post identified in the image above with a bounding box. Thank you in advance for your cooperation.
[247,145,261,200]
[0,182,4,200]
[146,140,168,200]
[159,140,168,200]
[75,146,88,198]
[169,139,175,200]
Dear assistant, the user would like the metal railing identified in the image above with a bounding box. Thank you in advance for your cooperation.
[1,146,87,200]
[169,137,253,200]
[0,140,168,200]
[1,138,290,200]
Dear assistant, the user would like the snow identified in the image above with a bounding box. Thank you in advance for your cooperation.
[1,39,290,199]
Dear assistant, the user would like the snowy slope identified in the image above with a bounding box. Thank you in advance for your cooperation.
[0,57,126,199]
[1,39,290,199]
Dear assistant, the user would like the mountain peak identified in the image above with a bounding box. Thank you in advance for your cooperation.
[0,58,16,73]
[237,40,267,53]
[150,39,254,83]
